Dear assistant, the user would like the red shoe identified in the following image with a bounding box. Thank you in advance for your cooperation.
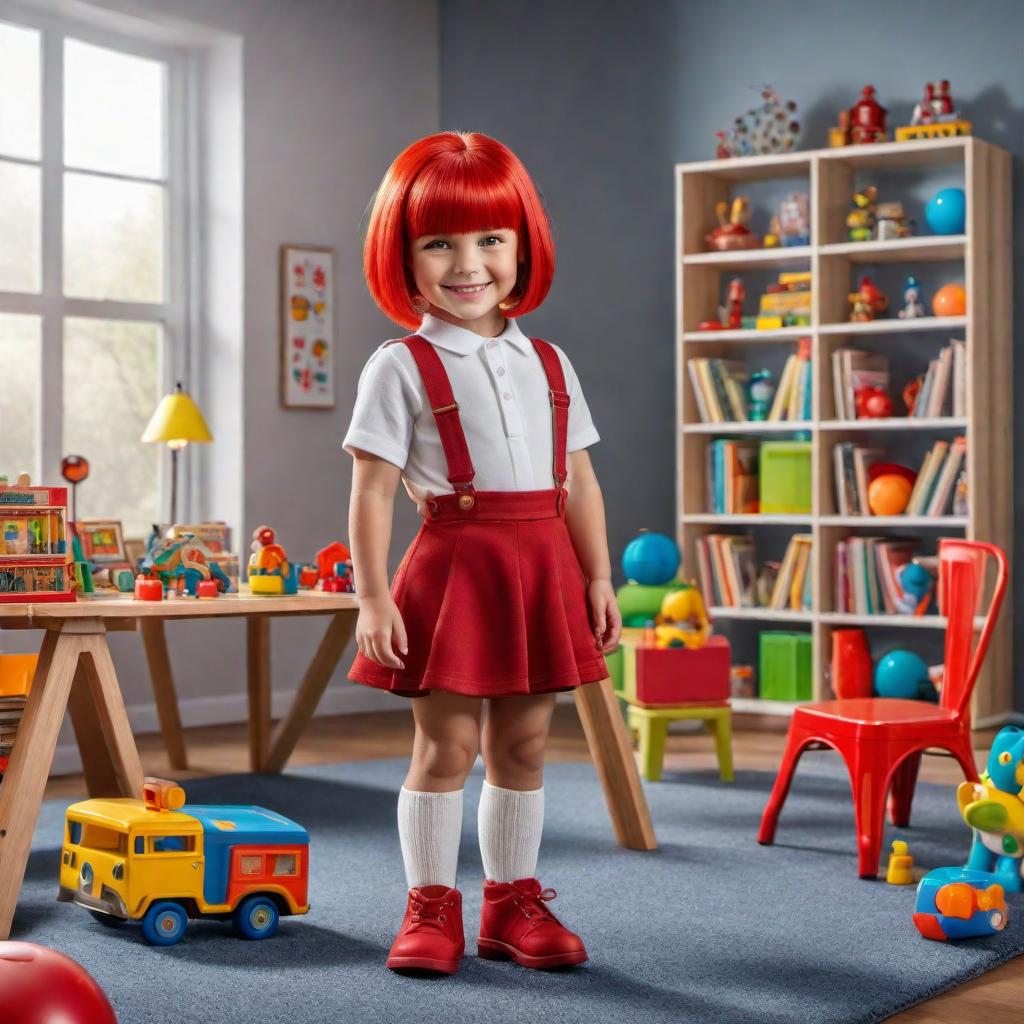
[386,885,465,974]
[477,877,588,969]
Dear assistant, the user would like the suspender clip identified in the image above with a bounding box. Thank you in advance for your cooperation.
[432,401,460,415]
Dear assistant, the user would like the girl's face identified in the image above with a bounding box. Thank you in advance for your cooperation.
[409,228,523,336]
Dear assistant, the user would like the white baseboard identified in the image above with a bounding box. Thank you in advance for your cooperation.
[50,683,404,777]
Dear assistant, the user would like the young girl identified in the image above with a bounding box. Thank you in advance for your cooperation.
[343,130,621,976]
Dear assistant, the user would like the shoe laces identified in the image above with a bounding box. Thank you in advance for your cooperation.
[408,891,453,933]
[510,881,560,927]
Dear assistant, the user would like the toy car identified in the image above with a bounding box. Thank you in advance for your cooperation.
[912,866,1008,941]
[58,778,309,946]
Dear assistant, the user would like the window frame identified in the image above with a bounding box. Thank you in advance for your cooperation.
[0,0,196,525]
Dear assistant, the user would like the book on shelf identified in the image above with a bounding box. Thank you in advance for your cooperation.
[905,436,967,516]
[768,337,812,422]
[834,537,919,614]
[913,339,965,418]
[697,534,758,608]
[831,348,889,419]
[769,534,813,611]
[706,439,759,514]
[832,443,884,515]
[687,358,749,423]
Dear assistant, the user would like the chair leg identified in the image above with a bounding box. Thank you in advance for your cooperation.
[949,732,981,784]
[636,714,668,782]
[708,712,734,782]
[758,725,811,845]
[850,751,890,879]
[888,750,922,828]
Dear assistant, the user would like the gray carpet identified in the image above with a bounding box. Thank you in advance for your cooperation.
[13,754,1024,1024]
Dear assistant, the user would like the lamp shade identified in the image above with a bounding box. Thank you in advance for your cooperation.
[141,383,213,445]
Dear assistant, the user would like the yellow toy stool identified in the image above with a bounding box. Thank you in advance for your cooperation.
[627,702,734,783]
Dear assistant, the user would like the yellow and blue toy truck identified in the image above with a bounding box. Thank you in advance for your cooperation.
[58,778,310,946]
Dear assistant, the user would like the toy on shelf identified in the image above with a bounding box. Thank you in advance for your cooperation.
[137,528,234,598]
[248,525,299,595]
[932,282,966,317]
[846,186,878,241]
[621,530,681,588]
[653,581,711,649]
[714,84,799,158]
[829,629,872,699]
[747,369,775,421]
[850,85,887,144]
[0,475,75,603]
[59,455,90,523]
[894,560,937,615]
[925,187,966,235]
[705,197,761,251]
[897,80,972,142]
[876,201,914,240]
[755,270,812,330]
[849,275,888,321]
[855,386,893,419]
[699,277,747,331]
[0,943,117,1023]
[59,777,310,946]
[874,648,937,701]
[764,192,810,248]
[897,275,926,319]
[887,840,915,885]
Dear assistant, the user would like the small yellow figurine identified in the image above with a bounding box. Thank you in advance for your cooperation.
[653,581,711,650]
[886,839,915,885]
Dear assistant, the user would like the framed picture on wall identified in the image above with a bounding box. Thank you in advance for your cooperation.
[75,519,129,565]
[280,244,336,409]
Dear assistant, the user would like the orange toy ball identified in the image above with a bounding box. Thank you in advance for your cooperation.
[868,474,913,516]
[931,283,966,317]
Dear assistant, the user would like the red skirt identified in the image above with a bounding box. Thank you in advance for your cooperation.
[348,487,609,699]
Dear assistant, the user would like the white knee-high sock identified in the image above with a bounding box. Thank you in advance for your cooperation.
[477,780,545,883]
[397,787,463,890]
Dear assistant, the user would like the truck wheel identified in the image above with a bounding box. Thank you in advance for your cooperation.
[89,910,124,928]
[233,895,279,940]
[141,901,189,946]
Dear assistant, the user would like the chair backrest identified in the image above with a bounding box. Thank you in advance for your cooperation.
[938,539,1008,719]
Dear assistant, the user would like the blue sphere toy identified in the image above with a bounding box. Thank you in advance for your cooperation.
[622,531,680,586]
[874,649,936,701]
[925,187,966,235]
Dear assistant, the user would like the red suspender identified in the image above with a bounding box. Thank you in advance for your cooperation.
[396,334,571,492]
[529,338,570,488]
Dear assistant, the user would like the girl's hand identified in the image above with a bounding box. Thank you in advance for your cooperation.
[587,579,622,653]
[355,595,408,670]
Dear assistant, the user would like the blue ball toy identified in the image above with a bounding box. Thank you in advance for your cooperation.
[874,649,936,701]
[622,531,680,586]
[925,187,966,235]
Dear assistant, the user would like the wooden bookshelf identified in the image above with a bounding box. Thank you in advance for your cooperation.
[675,137,1013,727]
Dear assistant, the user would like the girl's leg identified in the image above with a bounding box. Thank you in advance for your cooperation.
[478,692,557,881]
[398,690,482,890]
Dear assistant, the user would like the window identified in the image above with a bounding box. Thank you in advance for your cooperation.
[239,855,264,876]
[0,14,189,537]
[67,820,82,845]
[80,823,126,852]
[273,853,298,877]
[150,834,195,853]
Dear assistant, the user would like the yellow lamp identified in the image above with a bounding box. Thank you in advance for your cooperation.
[141,382,213,525]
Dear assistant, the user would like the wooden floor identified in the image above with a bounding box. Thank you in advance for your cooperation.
[41,706,1024,1023]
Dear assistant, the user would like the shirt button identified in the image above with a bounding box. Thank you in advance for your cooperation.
[503,391,511,400]
[497,367,506,376]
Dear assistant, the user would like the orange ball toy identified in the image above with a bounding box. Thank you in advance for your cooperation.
[932,283,966,317]
[868,474,913,516]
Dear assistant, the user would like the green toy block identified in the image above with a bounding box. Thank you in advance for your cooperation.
[605,644,624,695]
[759,440,811,514]
[616,581,687,628]
[759,631,812,701]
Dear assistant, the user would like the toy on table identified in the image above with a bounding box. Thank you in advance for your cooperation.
[705,197,760,251]
[894,560,937,615]
[58,776,310,946]
[137,528,233,598]
[0,475,75,603]
[846,186,878,241]
[248,525,299,595]
[0,942,117,1024]
[755,270,812,330]
[897,80,972,142]
[653,581,711,650]
[59,454,90,523]
[849,275,888,321]
[876,202,914,240]
[897,275,926,319]
[747,370,775,421]
[925,187,966,235]
[314,540,355,592]
[887,840,915,885]
[713,84,799,158]
[874,648,937,701]
[932,282,966,317]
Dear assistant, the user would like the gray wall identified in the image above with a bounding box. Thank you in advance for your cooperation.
[440,0,1023,707]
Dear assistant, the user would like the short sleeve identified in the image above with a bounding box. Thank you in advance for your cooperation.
[342,343,423,469]
[552,344,600,452]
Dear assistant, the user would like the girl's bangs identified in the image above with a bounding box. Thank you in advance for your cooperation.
[405,159,522,239]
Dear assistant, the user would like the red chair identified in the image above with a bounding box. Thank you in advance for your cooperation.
[758,539,1008,878]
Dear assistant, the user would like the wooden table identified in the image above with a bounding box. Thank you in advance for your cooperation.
[0,589,654,940]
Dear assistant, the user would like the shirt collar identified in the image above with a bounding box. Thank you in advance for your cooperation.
[416,312,533,357]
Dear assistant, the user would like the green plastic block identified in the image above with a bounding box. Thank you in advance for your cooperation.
[759,631,812,701]
[616,581,687,627]
[760,440,811,514]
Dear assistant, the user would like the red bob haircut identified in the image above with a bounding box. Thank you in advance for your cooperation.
[363,131,555,329]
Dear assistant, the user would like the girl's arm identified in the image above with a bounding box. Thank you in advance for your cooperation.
[349,448,408,669]
[564,449,622,653]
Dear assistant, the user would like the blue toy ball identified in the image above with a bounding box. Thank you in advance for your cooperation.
[621,531,680,586]
[925,187,966,235]
[874,649,936,701]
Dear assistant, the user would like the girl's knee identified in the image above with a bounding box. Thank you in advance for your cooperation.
[484,731,547,776]
[414,734,479,783]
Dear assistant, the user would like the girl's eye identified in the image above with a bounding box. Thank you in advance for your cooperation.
[424,239,450,250]
[480,236,502,246]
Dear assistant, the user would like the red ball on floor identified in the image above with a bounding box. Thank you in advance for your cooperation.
[0,942,116,1023]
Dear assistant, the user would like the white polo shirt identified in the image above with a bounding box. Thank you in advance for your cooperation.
[342,313,600,503]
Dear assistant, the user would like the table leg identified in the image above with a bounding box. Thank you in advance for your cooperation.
[265,612,356,773]
[247,616,271,771]
[574,678,657,850]
[139,618,188,770]
[0,631,79,940]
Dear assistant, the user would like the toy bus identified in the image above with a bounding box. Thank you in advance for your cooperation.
[58,778,310,946]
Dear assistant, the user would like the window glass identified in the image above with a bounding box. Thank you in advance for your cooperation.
[0,161,41,293]
[68,820,83,845]
[151,834,194,853]
[239,855,263,876]
[0,22,41,160]
[0,314,40,474]
[273,853,298,877]
[81,823,126,852]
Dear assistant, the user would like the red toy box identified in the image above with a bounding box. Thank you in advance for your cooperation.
[621,635,731,705]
